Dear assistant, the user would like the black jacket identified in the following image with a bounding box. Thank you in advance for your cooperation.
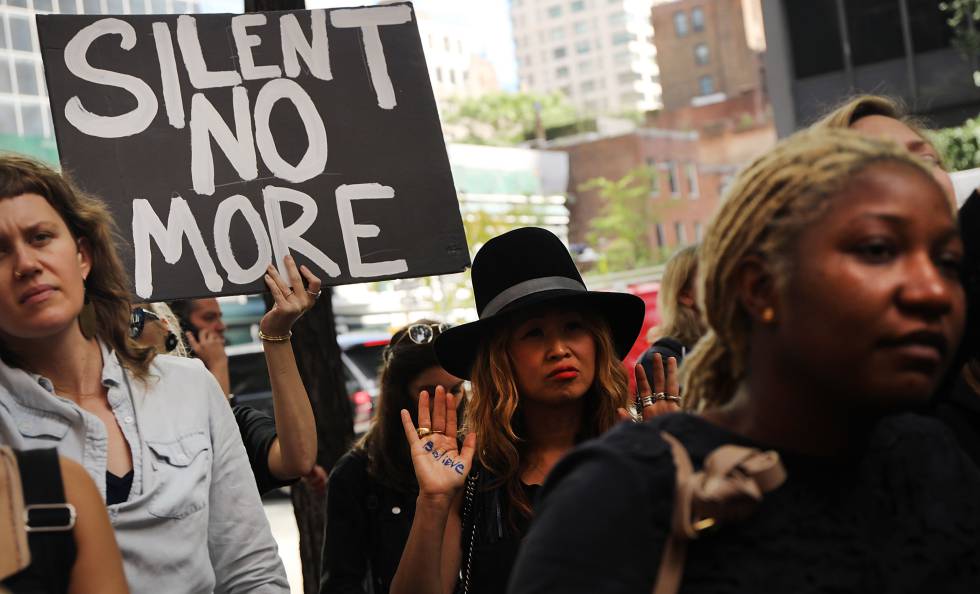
[320,450,417,594]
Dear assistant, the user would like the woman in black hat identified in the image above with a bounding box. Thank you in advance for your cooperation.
[388,227,672,594]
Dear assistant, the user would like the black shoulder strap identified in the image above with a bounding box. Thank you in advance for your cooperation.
[10,449,77,594]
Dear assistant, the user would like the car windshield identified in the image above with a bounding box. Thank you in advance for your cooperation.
[344,344,386,385]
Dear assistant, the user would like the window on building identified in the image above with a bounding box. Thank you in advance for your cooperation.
[844,0,904,66]
[553,46,567,59]
[611,31,632,45]
[667,161,680,195]
[449,70,456,84]
[574,20,589,34]
[694,221,703,242]
[547,4,562,17]
[458,40,463,53]
[150,0,166,13]
[614,50,631,65]
[608,11,626,26]
[21,103,44,137]
[550,26,565,41]
[34,0,54,11]
[0,102,16,135]
[617,71,639,84]
[655,223,666,247]
[691,7,704,31]
[698,75,714,95]
[9,16,33,52]
[620,90,642,104]
[583,99,598,112]
[575,40,590,54]
[556,66,570,78]
[107,0,124,12]
[82,0,100,13]
[0,62,11,94]
[694,43,709,65]
[674,221,687,245]
[8,0,28,7]
[15,60,37,95]
[686,163,699,197]
[525,73,535,85]
[444,36,451,51]
[59,0,80,14]
[570,0,585,12]
[674,11,688,37]
[784,1,843,77]
[559,85,573,96]
[646,158,660,196]
[577,60,592,73]
[435,67,443,83]
[580,79,595,92]
[909,0,954,52]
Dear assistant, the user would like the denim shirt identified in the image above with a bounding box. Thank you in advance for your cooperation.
[0,342,289,594]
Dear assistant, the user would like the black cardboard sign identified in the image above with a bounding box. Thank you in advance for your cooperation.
[37,3,469,301]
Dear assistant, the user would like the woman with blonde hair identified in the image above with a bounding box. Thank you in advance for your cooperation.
[508,129,980,593]
[389,227,658,594]
[0,154,291,592]
[639,244,705,381]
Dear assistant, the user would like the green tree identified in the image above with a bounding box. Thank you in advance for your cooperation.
[940,0,980,85]
[930,115,980,171]
[582,166,672,273]
[442,91,578,146]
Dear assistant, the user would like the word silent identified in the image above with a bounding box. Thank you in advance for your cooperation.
[423,441,466,475]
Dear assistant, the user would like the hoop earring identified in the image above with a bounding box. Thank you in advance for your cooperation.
[760,307,775,324]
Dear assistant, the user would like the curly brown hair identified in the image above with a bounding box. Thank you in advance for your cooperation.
[0,154,154,378]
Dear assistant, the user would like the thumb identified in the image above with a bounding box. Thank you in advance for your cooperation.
[459,431,478,470]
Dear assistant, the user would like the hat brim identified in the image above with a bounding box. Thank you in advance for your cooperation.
[435,290,646,379]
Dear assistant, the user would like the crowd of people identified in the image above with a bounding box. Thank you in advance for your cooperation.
[2,93,980,594]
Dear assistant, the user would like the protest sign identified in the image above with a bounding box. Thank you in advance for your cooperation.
[37,3,470,301]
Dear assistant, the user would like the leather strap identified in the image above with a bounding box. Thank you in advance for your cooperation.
[653,432,786,594]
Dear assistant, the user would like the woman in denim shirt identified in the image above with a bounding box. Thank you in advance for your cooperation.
[0,155,290,593]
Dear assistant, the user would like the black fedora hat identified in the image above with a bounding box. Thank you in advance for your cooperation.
[435,227,645,379]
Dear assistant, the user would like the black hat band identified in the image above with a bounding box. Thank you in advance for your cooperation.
[481,276,587,318]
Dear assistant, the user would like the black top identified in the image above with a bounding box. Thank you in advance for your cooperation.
[464,480,540,594]
[320,449,417,594]
[232,404,297,495]
[105,469,133,505]
[933,373,980,469]
[508,413,980,594]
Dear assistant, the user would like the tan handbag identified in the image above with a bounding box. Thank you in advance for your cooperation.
[653,432,787,594]
[0,446,31,580]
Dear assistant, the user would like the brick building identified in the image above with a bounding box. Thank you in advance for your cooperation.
[547,127,723,256]
[652,0,764,111]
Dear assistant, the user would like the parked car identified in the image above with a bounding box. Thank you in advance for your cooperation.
[227,331,390,435]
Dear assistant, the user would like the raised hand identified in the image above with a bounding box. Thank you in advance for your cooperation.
[400,385,476,501]
[260,255,322,337]
[634,352,681,421]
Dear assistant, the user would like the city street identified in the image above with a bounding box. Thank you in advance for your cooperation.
[264,496,305,594]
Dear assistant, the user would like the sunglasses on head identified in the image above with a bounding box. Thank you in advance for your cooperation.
[384,323,452,362]
[129,307,161,339]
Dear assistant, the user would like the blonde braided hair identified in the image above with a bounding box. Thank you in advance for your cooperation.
[681,128,943,410]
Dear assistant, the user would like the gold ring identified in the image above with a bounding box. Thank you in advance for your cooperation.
[431,430,445,435]
[417,427,433,438]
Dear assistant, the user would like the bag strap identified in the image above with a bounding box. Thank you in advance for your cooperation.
[0,446,30,580]
[653,432,786,594]
[8,448,77,594]
[455,470,480,594]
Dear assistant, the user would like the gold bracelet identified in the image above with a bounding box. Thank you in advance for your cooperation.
[258,330,292,342]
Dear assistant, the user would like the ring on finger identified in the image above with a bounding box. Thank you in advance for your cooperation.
[417,427,433,438]
[640,395,655,408]
[307,289,321,299]
[654,392,668,401]
[665,395,682,404]
[430,429,446,435]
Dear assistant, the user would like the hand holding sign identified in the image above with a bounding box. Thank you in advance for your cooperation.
[400,386,475,503]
